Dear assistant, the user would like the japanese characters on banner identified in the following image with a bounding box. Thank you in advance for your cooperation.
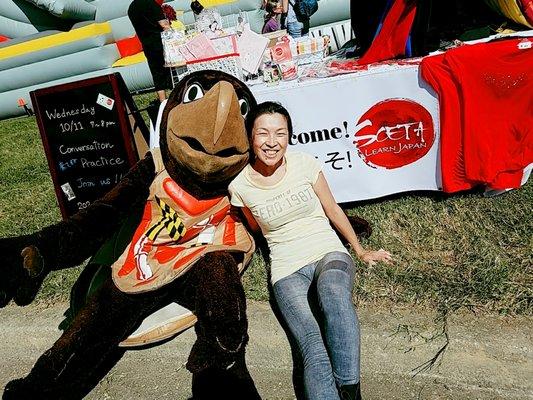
[251,64,441,203]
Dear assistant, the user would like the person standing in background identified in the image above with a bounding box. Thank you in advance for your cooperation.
[190,0,224,36]
[128,0,172,103]
[262,0,283,33]
[190,0,204,15]
[281,0,309,38]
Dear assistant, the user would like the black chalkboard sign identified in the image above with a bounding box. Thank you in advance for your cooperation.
[31,73,146,219]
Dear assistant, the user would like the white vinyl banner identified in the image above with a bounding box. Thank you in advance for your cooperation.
[251,63,442,203]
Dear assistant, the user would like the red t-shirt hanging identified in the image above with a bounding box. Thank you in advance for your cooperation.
[422,38,533,191]
[421,53,474,192]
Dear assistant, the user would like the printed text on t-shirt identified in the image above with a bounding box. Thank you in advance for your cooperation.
[251,187,314,224]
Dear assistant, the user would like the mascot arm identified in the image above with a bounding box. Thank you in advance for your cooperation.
[37,153,156,268]
[0,153,156,307]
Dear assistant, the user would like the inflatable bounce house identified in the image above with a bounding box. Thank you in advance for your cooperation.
[0,0,351,120]
[1,0,531,120]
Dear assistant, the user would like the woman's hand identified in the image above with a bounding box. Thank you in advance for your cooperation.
[357,249,392,266]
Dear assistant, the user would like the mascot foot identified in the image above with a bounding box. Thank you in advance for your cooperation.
[187,320,248,373]
[191,364,261,400]
[3,378,40,400]
[4,377,78,400]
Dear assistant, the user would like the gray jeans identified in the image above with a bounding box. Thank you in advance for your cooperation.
[273,251,361,400]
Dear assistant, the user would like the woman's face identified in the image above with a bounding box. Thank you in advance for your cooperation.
[251,112,289,170]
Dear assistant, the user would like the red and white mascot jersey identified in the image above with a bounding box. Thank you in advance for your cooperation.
[112,149,255,293]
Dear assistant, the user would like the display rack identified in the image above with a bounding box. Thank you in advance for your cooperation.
[167,11,248,87]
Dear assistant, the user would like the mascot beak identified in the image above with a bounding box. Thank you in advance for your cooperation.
[213,81,236,145]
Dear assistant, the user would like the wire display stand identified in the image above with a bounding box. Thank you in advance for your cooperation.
[166,10,249,87]
[187,53,243,80]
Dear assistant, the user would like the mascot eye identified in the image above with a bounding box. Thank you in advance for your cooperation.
[184,84,204,103]
[239,98,249,118]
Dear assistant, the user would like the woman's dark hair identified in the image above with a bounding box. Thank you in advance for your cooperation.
[190,0,204,15]
[264,0,280,18]
[245,101,293,138]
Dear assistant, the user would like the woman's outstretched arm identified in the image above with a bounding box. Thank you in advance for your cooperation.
[313,172,392,266]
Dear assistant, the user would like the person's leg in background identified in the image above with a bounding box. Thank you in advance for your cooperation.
[410,0,434,56]
[273,264,340,400]
[287,20,304,38]
[157,90,167,102]
[301,19,310,36]
[314,251,361,400]
[144,42,172,103]
[350,0,388,54]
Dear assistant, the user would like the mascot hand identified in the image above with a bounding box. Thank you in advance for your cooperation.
[0,235,47,308]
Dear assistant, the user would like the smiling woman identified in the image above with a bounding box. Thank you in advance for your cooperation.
[248,109,290,186]
[229,101,393,400]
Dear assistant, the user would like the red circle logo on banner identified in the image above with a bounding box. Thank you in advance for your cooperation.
[353,99,435,169]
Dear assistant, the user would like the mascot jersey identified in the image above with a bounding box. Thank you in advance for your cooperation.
[112,149,255,293]
[421,37,533,191]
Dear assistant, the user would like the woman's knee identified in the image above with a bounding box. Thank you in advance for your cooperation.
[317,252,355,274]
[273,274,312,317]
[315,255,357,312]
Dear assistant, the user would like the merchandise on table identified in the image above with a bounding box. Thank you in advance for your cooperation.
[237,28,269,74]
[263,64,282,85]
[261,34,331,83]
[195,7,223,37]
[167,8,257,83]
[161,29,188,66]
[290,35,330,65]
[278,60,298,80]
[270,39,293,63]
[211,34,238,56]
[165,6,334,85]
[297,62,331,80]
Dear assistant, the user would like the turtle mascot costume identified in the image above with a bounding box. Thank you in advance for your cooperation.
[0,71,262,399]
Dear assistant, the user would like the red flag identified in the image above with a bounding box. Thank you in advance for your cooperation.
[358,0,417,65]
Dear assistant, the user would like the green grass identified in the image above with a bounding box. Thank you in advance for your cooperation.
[0,107,531,314]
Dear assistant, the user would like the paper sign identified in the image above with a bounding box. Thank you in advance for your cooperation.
[237,28,269,74]
[186,33,218,60]
[61,182,76,201]
[96,93,115,110]
[178,44,196,62]
[211,34,237,56]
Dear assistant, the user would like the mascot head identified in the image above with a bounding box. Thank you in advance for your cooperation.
[160,71,256,198]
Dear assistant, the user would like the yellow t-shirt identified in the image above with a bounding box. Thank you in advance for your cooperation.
[229,151,349,284]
